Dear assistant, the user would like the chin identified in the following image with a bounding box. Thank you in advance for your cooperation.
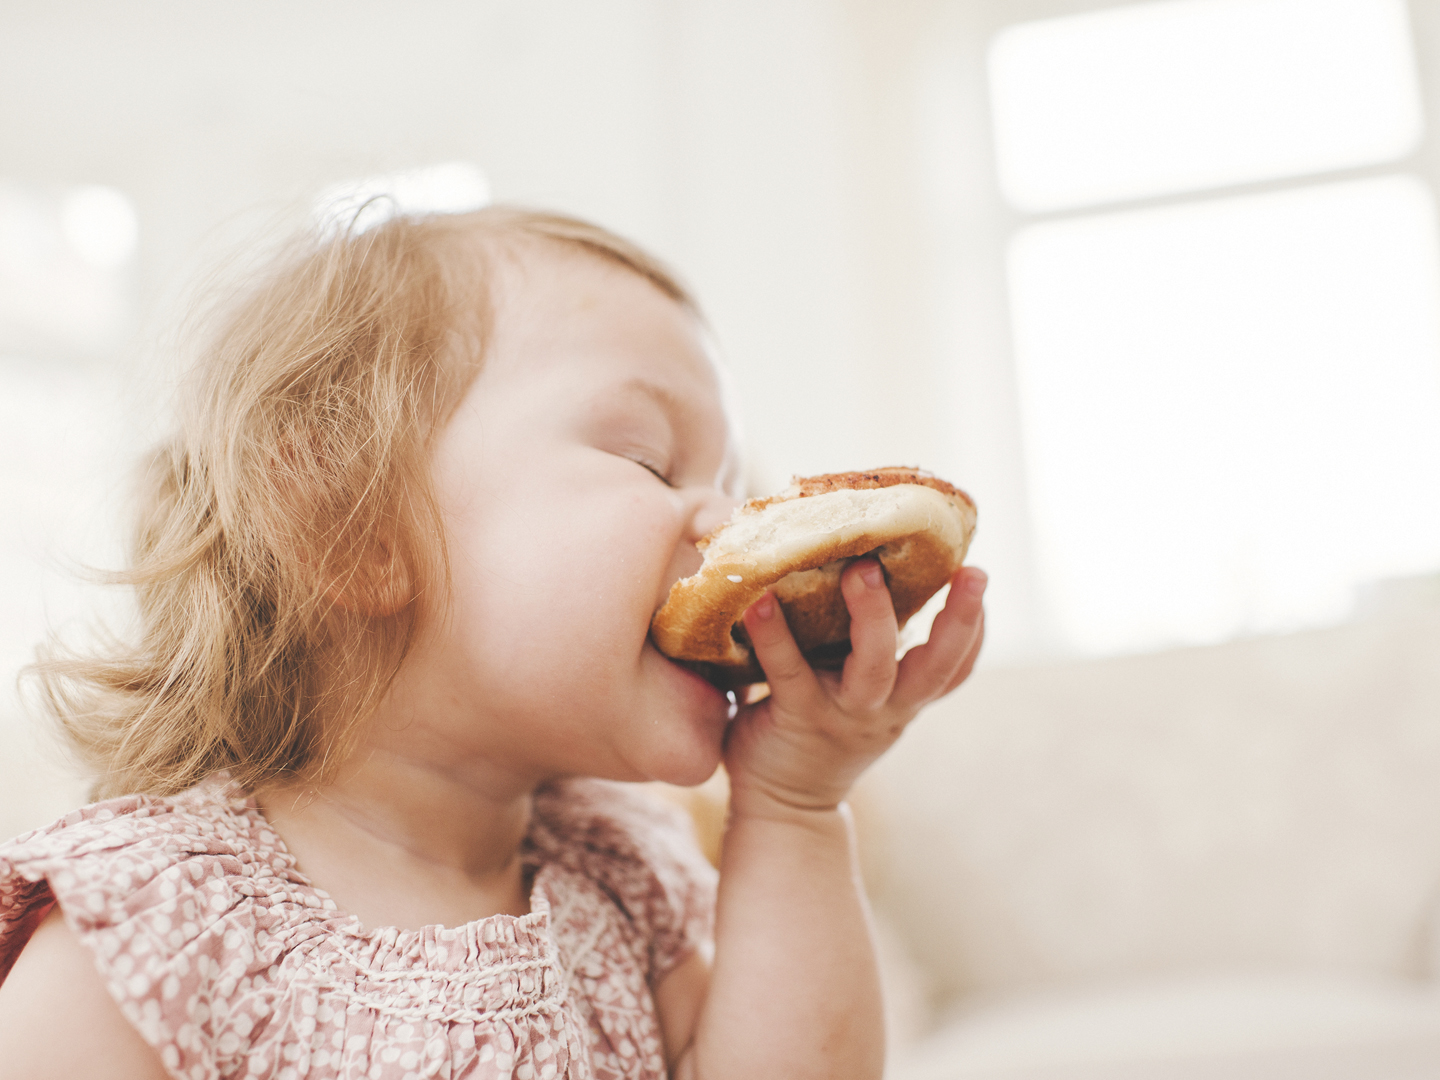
[584,738,721,789]
[610,640,726,782]
[639,692,728,786]
[649,747,724,788]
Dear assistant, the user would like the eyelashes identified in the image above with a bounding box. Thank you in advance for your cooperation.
[631,457,676,488]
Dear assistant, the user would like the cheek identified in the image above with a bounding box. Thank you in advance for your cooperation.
[448,494,676,661]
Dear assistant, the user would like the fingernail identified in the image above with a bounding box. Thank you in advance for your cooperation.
[862,562,884,589]
[962,569,988,597]
[752,594,775,620]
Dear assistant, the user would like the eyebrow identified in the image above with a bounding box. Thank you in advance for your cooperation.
[612,377,687,421]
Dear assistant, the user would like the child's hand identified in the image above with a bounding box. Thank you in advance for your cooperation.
[724,560,986,815]
[691,560,982,1079]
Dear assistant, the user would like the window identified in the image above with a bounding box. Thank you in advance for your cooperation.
[972,0,1440,656]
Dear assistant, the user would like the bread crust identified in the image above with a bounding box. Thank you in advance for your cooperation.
[651,467,977,687]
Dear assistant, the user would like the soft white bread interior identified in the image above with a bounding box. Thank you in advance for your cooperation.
[651,468,977,687]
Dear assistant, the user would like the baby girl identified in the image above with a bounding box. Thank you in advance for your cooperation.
[0,207,986,1079]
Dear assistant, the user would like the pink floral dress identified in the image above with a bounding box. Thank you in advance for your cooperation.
[0,778,715,1080]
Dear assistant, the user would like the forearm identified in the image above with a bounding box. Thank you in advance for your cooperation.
[683,789,884,1080]
[668,564,984,1078]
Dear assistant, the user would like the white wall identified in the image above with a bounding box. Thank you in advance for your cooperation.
[0,0,915,471]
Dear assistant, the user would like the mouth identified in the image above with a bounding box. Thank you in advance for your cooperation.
[675,657,747,693]
[647,633,738,699]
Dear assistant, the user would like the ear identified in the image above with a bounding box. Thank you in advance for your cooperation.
[264,439,416,620]
[323,536,415,619]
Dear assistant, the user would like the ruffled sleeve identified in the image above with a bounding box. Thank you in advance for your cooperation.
[0,786,350,1079]
[528,780,717,985]
[0,795,170,982]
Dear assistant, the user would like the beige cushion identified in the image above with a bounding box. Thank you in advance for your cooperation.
[887,973,1440,1080]
[861,603,1440,1002]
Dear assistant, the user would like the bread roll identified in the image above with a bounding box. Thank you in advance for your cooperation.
[651,467,977,687]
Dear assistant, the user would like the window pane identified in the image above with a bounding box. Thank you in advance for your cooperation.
[989,0,1422,212]
[1008,176,1440,655]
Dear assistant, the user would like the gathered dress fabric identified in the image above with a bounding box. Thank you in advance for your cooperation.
[0,777,716,1080]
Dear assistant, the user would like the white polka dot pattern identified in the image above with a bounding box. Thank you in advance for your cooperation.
[0,778,715,1079]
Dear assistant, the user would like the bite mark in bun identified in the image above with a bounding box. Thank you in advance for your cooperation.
[651,467,977,687]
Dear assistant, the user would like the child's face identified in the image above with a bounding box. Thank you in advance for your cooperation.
[404,245,743,787]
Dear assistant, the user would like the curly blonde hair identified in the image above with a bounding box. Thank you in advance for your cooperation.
[34,205,694,799]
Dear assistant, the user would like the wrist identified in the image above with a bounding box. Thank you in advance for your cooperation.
[717,786,860,894]
[726,779,852,828]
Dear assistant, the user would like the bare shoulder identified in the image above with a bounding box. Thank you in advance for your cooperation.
[0,906,170,1080]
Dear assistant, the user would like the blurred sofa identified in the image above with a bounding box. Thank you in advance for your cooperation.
[857,590,1440,1079]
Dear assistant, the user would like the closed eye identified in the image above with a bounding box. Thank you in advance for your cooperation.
[632,457,675,488]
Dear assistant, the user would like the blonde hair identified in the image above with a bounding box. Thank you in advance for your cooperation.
[35,205,694,799]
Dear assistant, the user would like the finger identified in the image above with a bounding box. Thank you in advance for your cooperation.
[898,566,986,704]
[939,608,984,695]
[893,566,987,709]
[838,559,899,711]
[742,592,822,708]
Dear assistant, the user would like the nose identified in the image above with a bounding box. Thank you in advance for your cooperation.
[664,488,740,592]
[687,488,741,545]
